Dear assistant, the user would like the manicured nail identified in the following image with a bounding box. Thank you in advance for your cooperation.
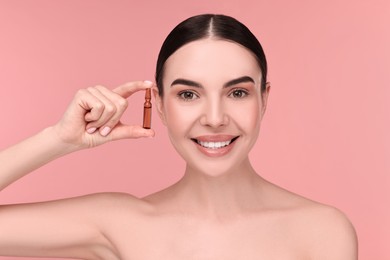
[144,80,153,87]
[87,127,97,134]
[147,131,155,138]
[100,126,111,136]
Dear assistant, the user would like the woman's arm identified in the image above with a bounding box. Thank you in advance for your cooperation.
[0,194,119,259]
[0,126,77,191]
[0,81,154,258]
[0,81,154,191]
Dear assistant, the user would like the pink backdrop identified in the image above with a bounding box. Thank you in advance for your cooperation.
[0,1,389,259]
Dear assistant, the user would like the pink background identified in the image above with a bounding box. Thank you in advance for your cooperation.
[0,1,389,259]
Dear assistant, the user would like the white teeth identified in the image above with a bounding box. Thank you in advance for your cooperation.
[197,140,231,149]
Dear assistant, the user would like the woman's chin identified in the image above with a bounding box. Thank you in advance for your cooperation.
[185,156,248,178]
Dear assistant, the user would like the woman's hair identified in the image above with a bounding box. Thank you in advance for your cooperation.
[155,14,268,96]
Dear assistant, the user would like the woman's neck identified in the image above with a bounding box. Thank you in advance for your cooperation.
[170,157,267,219]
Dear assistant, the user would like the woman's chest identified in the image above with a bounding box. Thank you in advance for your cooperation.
[110,215,309,260]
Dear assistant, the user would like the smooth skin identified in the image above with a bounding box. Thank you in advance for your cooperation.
[0,39,357,259]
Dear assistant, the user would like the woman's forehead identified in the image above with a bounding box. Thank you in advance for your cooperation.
[163,39,261,83]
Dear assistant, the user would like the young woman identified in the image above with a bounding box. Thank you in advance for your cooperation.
[0,14,357,259]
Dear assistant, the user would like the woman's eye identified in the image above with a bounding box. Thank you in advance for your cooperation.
[178,91,198,101]
[229,89,249,99]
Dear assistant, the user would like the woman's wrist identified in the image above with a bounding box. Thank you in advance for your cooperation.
[43,126,85,157]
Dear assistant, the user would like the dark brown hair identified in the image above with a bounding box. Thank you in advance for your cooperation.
[155,14,267,96]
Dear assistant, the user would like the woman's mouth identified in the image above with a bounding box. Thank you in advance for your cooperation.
[191,136,239,149]
[190,136,239,157]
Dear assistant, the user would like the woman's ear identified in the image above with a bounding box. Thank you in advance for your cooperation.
[153,86,167,125]
[261,82,271,116]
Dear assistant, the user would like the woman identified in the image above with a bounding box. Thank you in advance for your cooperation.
[0,14,357,259]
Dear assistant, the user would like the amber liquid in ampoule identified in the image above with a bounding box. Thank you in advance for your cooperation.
[143,88,152,129]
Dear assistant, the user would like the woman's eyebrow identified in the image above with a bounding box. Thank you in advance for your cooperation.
[171,79,202,88]
[223,76,255,88]
[170,76,255,88]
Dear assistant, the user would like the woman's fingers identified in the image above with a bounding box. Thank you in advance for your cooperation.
[81,81,154,138]
[109,123,155,141]
[84,86,128,136]
[113,80,154,98]
[55,81,155,148]
[94,85,129,136]
[83,87,114,120]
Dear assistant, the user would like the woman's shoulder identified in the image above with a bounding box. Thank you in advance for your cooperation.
[293,198,357,242]
[266,183,358,258]
[69,192,154,219]
[296,202,358,258]
[268,182,356,233]
[82,192,152,209]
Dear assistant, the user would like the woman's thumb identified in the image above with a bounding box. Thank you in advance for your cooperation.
[110,124,155,141]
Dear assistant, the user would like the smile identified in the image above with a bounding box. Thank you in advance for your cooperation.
[190,135,239,157]
[197,140,231,149]
[191,136,239,149]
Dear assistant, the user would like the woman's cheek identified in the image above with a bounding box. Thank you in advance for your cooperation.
[165,101,195,133]
[230,99,260,131]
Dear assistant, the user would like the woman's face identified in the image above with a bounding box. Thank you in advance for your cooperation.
[156,39,269,176]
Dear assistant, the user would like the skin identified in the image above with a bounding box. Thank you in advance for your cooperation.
[0,39,358,259]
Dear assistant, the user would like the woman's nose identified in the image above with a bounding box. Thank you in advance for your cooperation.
[199,99,229,128]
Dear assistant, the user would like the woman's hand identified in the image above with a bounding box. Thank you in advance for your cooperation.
[53,81,155,149]
[0,81,155,191]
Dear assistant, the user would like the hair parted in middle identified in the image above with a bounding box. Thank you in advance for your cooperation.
[155,14,268,97]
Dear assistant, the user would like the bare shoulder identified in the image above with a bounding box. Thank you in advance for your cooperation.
[74,192,153,238]
[260,181,357,259]
[78,192,152,215]
[301,203,358,259]
[269,184,358,259]
[54,192,153,227]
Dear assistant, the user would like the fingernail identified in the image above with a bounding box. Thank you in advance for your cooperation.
[144,80,153,87]
[87,127,97,134]
[147,131,155,138]
[100,126,111,136]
